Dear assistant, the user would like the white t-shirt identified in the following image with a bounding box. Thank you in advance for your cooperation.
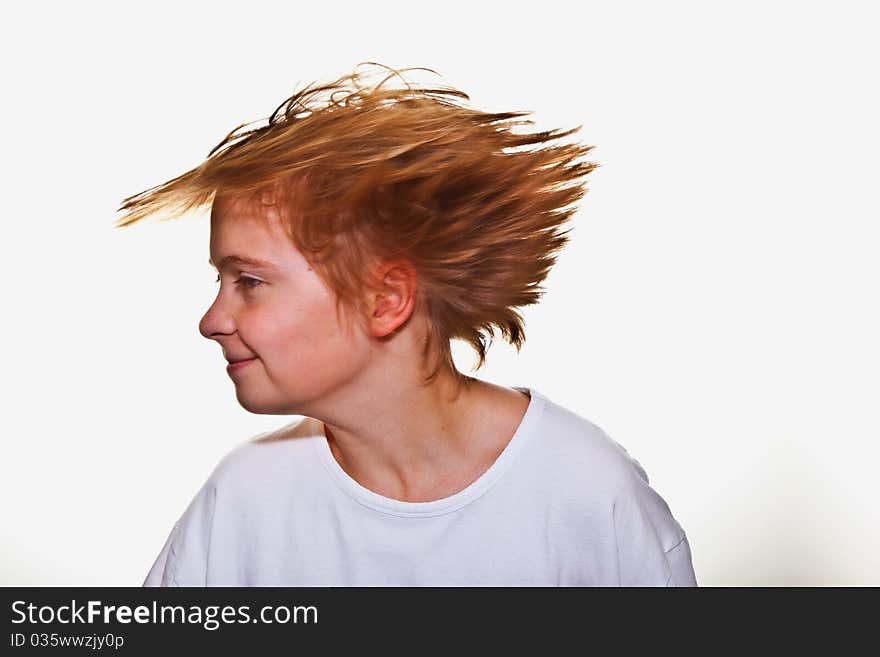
[143,386,697,586]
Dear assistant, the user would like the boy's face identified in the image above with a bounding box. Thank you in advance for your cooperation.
[200,193,374,414]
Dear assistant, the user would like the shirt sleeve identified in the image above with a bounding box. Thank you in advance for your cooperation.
[664,535,698,587]
[142,479,217,587]
[611,456,698,587]
[142,520,181,586]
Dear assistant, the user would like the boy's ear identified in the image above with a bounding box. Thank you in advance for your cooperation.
[367,260,418,338]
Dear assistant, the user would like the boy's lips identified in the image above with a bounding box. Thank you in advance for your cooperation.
[226,357,257,373]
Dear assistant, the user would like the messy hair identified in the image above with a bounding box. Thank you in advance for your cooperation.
[116,62,600,390]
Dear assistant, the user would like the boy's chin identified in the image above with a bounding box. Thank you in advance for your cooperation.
[234,390,287,415]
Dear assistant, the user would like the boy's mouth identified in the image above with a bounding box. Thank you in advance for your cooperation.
[226,357,257,373]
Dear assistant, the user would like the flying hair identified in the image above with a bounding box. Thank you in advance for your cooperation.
[116,62,601,389]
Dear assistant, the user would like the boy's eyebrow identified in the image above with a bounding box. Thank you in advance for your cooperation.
[208,255,280,272]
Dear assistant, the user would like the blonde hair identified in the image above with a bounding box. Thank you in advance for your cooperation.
[116,63,600,389]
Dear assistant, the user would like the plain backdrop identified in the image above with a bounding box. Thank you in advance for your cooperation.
[1,0,877,586]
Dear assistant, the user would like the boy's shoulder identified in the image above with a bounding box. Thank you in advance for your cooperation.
[530,393,690,557]
[527,393,654,499]
[206,416,324,490]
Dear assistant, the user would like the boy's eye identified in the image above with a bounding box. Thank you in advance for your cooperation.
[237,276,263,289]
[214,274,263,290]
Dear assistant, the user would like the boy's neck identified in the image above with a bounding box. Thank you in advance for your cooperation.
[320,376,530,503]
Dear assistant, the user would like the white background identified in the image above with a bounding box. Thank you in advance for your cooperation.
[1,0,877,586]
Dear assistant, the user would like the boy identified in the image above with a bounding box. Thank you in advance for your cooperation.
[118,63,697,586]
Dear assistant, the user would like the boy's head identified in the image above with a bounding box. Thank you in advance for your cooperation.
[198,188,424,414]
[117,63,599,409]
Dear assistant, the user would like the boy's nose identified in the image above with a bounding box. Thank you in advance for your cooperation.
[198,301,235,340]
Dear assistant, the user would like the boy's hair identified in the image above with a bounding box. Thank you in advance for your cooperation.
[116,62,600,389]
